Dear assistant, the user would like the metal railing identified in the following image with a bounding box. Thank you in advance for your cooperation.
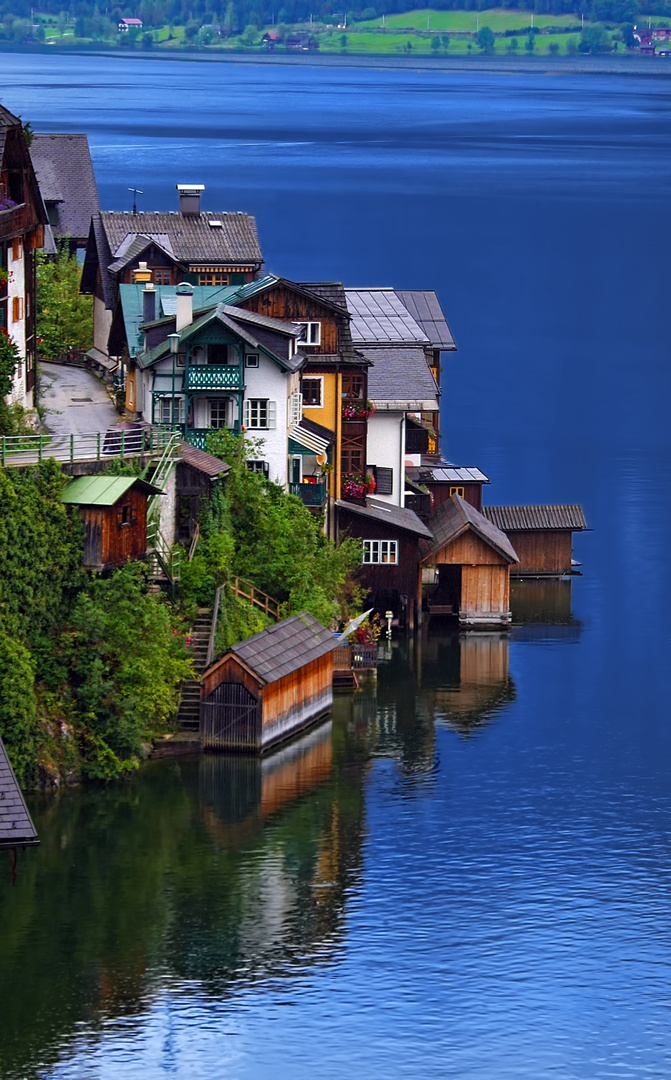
[333,642,378,671]
[0,425,179,468]
[289,479,327,507]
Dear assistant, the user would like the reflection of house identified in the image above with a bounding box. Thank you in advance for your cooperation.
[0,736,38,850]
[422,494,519,628]
[61,475,162,571]
[0,104,47,409]
[29,133,99,255]
[418,633,515,738]
[483,504,587,577]
[200,612,338,752]
[336,497,432,631]
[80,184,262,377]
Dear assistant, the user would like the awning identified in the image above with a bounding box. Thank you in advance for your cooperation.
[289,422,332,456]
[86,347,117,372]
[152,373,184,394]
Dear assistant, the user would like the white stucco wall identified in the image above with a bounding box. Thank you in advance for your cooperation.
[93,296,113,355]
[367,411,405,506]
[244,360,295,488]
[6,238,27,406]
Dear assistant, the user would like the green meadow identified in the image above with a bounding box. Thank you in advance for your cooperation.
[357,8,583,31]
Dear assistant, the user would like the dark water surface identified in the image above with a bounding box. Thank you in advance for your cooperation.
[1,55,670,1079]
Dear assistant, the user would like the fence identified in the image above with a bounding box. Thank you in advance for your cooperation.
[0,425,179,467]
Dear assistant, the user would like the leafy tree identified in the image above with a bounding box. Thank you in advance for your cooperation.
[441,33,450,49]
[36,244,93,361]
[525,30,536,50]
[0,629,39,787]
[431,33,441,50]
[508,35,519,49]
[578,22,612,50]
[476,24,495,51]
[621,22,636,46]
[566,34,579,52]
[549,39,560,52]
[242,21,257,42]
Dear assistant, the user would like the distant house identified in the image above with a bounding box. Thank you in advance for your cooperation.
[0,104,48,410]
[61,474,163,571]
[80,183,263,377]
[118,16,143,30]
[0,736,38,851]
[30,133,100,255]
[406,463,490,514]
[200,612,338,752]
[422,494,519,629]
[285,32,319,49]
[483,504,587,577]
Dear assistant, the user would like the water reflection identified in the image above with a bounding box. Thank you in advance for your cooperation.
[416,632,516,738]
[510,578,583,644]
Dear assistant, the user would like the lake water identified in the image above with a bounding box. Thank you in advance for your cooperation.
[1,53,671,1080]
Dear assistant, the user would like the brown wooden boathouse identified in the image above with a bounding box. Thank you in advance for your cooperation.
[200,612,338,752]
[482,505,587,577]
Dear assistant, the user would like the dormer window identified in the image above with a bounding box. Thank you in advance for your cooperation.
[296,321,321,347]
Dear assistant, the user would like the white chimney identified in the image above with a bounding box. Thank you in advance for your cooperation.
[175,282,194,332]
[176,184,205,216]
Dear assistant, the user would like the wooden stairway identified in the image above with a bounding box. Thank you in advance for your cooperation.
[176,607,211,732]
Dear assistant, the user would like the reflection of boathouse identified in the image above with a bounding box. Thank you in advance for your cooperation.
[418,633,516,737]
[200,612,338,752]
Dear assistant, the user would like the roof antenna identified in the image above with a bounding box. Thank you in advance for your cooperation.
[128,187,143,214]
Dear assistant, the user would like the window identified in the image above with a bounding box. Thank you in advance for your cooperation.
[288,390,302,427]
[209,398,229,429]
[247,460,269,477]
[116,503,135,527]
[158,397,184,424]
[154,269,171,285]
[363,540,398,565]
[296,321,321,346]
[12,296,23,322]
[11,238,22,262]
[342,373,364,400]
[341,446,364,476]
[449,486,465,497]
[198,271,229,286]
[375,467,393,495]
[245,353,259,368]
[244,399,276,429]
[302,377,323,407]
[208,343,230,365]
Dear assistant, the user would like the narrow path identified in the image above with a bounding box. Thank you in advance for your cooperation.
[39,362,119,436]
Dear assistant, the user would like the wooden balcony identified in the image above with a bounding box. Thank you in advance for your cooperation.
[0,202,29,242]
[289,479,327,508]
[185,365,243,392]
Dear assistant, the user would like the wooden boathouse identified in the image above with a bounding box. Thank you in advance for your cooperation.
[0,737,38,860]
[61,475,162,571]
[422,494,519,629]
[482,505,587,577]
[200,612,338,752]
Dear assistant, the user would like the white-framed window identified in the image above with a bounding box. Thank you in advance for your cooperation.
[288,390,302,427]
[302,376,323,407]
[209,398,229,429]
[244,398,276,429]
[296,321,321,347]
[247,460,269,477]
[157,397,184,424]
[245,353,259,368]
[362,540,398,565]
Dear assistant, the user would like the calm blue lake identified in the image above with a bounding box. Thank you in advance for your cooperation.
[1,53,670,1080]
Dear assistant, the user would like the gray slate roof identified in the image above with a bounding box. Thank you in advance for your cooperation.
[345,288,429,345]
[230,612,337,684]
[360,345,440,410]
[394,290,456,350]
[483,505,587,532]
[298,282,349,311]
[180,442,231,479]
[336,497,432,538]
[30,133,100,245]
[101,210,262,266]
[425,494,519,564]
[0,737,38,848]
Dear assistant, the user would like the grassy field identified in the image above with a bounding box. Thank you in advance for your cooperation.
[318,28,584,55]
[357,8,582,32]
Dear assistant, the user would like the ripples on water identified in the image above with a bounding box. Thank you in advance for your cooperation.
[0,55,670,1079]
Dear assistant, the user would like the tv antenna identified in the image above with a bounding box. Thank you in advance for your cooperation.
[128,187,143,214]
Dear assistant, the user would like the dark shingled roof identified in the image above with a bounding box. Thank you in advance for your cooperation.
[180,442,231,479]
[230,612,337,684]
[394,290,456,351]
[359,345,439,409]
[425,494,519,564]
[30,133,100,245]
[336,496,433,538]
[483,505,587,532]
[0,738,38,848]
[100,210,262,266]
[298,282,349,311]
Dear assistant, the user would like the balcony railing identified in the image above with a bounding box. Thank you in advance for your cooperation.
[289,479,327,507]
[0,202,29,242]
[185,425,240,450]
[185,365,243,392]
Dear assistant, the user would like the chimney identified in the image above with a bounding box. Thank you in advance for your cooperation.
[132,260,152,284]
[177,184,205,216]
[142,283,156,324]
[175,281,194,332]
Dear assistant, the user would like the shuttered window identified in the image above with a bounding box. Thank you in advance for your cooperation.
[244,399,276,429]
[376,467,393,495]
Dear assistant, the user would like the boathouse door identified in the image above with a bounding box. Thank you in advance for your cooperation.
[437,564,462,613]
[201,682,260,751]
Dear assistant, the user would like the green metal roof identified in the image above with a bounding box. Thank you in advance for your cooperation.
[61,475,161,506]
[119,284,242,358]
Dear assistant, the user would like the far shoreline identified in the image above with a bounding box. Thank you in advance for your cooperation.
[2,42,671,77]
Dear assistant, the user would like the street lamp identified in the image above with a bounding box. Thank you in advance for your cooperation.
[168,333,180,429]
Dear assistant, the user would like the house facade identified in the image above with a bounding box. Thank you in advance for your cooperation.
[0,105,47,410]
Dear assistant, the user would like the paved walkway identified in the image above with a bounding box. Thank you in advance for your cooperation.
[40,362,119,436]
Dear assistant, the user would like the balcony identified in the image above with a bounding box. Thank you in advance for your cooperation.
[185,365,243,392]
[0,202,29,242]
[185,425,240,450]
[289,479,327,508]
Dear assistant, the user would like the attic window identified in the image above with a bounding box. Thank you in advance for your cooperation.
[208,219,223,228]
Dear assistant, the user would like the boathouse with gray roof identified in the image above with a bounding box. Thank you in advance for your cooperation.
[483,505,587,577]
[0,737,38,851]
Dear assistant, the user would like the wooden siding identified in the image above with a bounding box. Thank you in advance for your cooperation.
[430,483,483,512]
[337,507,422,629]
[260,654,333,749]
[461,564,510,619]
[201,653,260,701]
[78,487,148,570]
[240,284,340,354]
[506,530,573,576]
[432,529,507,567]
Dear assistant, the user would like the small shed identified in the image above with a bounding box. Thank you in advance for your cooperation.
[176,443,230,545]
[200,612,338,753]
[62,475,162,571]
[423,494,519,629]
[483,505,587,577]
[1,737,38,853]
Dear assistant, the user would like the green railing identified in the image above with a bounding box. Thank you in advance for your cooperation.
[289,479,327,507]
[185,426,240,450]
[185,366,243,392]
[0,425,178,467]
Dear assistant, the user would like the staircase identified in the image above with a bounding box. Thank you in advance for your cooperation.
[175,607,212,732]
